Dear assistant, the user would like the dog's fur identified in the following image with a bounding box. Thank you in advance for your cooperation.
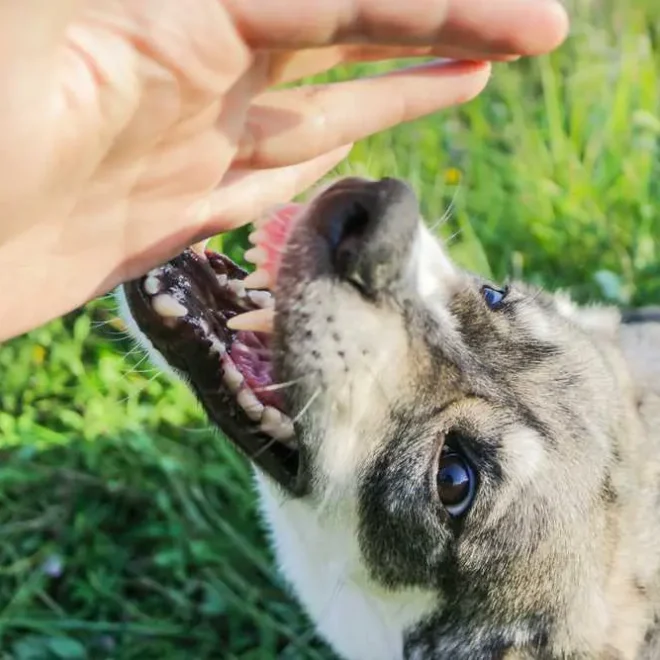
[119,177,660,659]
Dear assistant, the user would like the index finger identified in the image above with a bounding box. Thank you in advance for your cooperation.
[222,0,569,56]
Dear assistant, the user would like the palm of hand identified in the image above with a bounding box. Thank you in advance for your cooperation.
[4,3,289,323]
[48,3,258,283]
[0,0,567,340]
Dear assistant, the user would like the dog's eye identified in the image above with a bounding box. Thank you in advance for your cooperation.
[482,285,506,310]
[437,449,475,517]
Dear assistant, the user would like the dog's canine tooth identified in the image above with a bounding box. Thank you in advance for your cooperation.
[222,358,244,393]
[248,290,274,309]
[260,406,283,434]
[237,388,264,421]
[216,273,228,287]
[244,247,268,266]
[143,275,161,296]
[190,239,208,257]
[227,308,274,333]
[228,279,247,298]
[260,408,294,440]
[152,293,187,318]
[277,416,294,440]
[243,269,271,290]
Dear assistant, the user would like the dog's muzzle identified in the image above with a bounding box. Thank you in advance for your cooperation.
[120,177,422,495]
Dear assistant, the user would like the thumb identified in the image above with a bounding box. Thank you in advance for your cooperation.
[191,144,353,238]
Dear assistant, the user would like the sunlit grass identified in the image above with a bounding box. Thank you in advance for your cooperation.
[0,3,658,657]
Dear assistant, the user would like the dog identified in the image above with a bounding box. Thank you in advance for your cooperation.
[117,176,660,659]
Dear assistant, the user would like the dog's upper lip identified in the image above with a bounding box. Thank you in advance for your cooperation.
[123,249,310,497]
[122,177,419,498]
[273,177,420,299]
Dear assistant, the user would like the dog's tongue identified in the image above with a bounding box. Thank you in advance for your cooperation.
[245,203,305,289]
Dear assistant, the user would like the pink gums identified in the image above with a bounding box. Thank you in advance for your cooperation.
[230,331,283,409]
[255,203,305,285]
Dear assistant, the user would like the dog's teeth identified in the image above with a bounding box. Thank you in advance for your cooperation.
[244,247,268,266]
[227,279,246,298]
[222,358,244,393]
[237,388,265,421]
[260,408,295,441]
[248,230,267,246]
[259,406,282,434]
[243,269,271,290]
[190,240,208,257]
[143,275,161,296]
[217,274,228,287]
[227,308,274,333]
[277,417,295,440]
[248,290,274,309]
[152,294,187,318]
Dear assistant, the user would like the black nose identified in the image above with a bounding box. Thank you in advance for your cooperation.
[310,177,420,295]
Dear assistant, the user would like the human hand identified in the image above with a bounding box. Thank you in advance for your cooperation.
[0,0,568,341]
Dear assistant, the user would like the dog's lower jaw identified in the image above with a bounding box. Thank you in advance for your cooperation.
[255,472,436,660]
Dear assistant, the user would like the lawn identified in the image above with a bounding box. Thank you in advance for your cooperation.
[1,2,658,658]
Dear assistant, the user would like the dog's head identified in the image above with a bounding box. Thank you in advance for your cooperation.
[118,177,659,660]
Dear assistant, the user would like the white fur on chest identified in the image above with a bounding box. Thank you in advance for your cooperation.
[255,473,435,660]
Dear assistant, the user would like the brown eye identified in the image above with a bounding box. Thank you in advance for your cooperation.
[437,450,476,517]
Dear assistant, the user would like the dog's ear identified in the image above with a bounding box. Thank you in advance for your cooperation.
[552,292,621,343]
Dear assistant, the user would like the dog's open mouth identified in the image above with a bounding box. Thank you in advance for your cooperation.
[122,205,309,495]
[123,177,418,498]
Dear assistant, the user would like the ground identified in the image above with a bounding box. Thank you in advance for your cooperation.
[1,2,658,658]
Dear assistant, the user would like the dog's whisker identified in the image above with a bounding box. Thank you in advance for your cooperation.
[309,563,351,639]
[248,435,285,461]
[120,351,153,379]
[529,288,545,303]
[90,314,123,326]
[120,343,144,360]
[94,291,117,302]
[246,387,316,461]
[252,376,307,394]
[95,334,136,344]
[427,181,462,234]
[292,387,321,425]
[116,370,163,405]
[444,228,463,246]
[90,320,123,331]
[193,372,311,398]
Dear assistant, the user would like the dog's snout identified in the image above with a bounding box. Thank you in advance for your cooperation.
[311,177,420,294]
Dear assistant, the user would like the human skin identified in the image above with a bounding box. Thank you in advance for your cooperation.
[0,0,569,342]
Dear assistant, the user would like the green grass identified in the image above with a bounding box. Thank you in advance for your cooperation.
[1,2,659,658]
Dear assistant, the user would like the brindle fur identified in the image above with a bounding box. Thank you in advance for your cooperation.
[121,177,660,660]
[268,178,660,659]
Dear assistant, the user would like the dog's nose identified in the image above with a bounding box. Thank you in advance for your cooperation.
[310,177,420,295]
